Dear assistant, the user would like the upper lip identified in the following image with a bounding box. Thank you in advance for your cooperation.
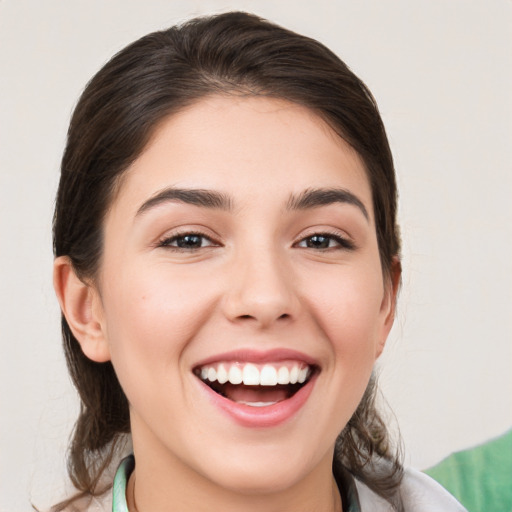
[193,348,319,369]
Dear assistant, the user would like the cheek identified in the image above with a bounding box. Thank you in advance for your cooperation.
[295,268,385,441]
[304,267,384,365]
[100,263,217,389]
[106,260,212,336]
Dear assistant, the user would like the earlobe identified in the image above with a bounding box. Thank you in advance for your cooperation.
[376,257,402,358]
[53,256,111,363]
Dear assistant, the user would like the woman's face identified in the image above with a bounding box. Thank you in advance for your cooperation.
[91,96,396,495]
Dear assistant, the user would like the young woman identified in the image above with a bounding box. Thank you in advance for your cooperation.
[52,11,466,512]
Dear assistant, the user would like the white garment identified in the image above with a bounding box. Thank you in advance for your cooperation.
[355,468,467,511]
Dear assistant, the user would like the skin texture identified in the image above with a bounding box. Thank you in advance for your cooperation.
[54,95,399,512]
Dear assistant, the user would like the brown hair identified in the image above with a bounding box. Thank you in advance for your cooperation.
[53,11,402,509]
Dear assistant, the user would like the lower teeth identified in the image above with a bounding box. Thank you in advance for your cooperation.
[237,401,278,407]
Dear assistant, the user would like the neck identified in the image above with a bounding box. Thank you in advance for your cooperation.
[128,434,342,512]
[128,469,342,512]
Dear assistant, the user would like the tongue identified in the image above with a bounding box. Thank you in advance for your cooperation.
[224,384,289,404]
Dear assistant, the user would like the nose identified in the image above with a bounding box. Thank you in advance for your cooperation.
[222,248,299,328]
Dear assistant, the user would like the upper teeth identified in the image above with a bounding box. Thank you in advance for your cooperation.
[198,362,311,386]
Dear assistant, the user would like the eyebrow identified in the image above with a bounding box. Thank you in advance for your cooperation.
[286,188,369,220]
[136,187,233,216]
[135,186,368,221]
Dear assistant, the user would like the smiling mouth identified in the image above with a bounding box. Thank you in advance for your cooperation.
[194,361,315,407]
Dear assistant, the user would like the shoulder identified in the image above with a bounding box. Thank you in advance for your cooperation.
[425,429,512,508]
[355,467,468,512]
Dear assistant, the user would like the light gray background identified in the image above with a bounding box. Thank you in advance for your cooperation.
[1,1,511,510]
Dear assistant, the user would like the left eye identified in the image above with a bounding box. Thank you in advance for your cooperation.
[158,233,216,250]
[296,234,353,250]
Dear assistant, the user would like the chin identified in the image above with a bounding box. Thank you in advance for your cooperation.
[207,462,308,495]
[192,441,330,496]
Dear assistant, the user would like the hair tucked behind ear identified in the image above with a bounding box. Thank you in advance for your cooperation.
[51,324,130,510]
[53,11,402,510]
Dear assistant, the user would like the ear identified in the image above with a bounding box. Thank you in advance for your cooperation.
[53,256,111,362]
[375,257,402,358]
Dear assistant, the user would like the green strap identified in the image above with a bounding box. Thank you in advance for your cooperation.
[112,455,135,512]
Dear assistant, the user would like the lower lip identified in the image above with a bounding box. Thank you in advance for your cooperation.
[197,374,318,428]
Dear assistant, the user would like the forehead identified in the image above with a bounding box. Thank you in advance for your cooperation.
[111,95,372,218]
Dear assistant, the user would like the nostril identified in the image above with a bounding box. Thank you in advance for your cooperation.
[237,313,290,321]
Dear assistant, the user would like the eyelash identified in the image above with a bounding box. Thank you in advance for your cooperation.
[157,231,219,251]
[157,230,355,252]
[294,232,355,251]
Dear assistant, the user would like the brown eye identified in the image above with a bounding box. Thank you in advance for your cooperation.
[175,234,205,248]
[158,233,217,250]
[296,233,355,251]
[305,235,332,249]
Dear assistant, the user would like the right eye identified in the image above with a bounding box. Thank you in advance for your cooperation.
[157,232,218,251]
